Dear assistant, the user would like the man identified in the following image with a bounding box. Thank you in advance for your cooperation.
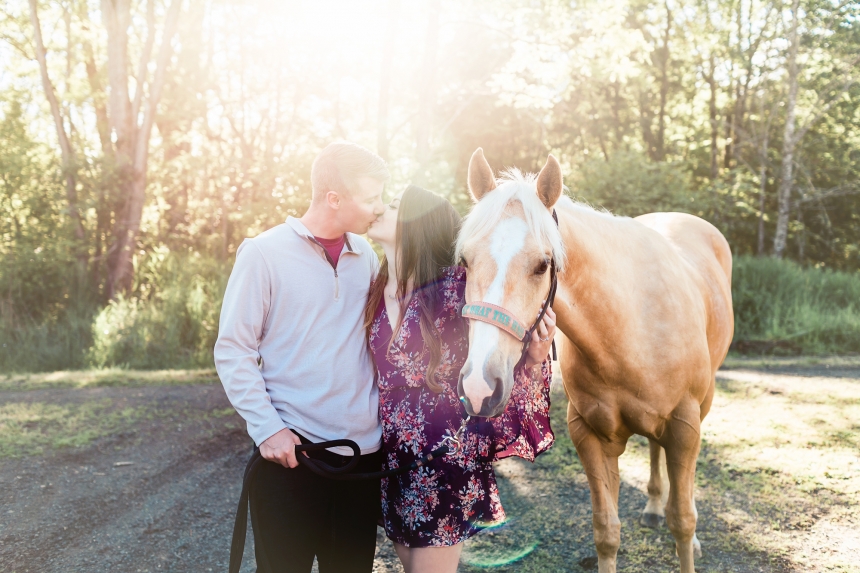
[215,141,389,572]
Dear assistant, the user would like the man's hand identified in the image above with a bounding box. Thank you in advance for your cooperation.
[525,306,556,369]
[260,428,303,468]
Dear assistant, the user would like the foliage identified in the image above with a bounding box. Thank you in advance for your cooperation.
[574,151,702,216]
[732,255,860,354]
[1,0,860,370]
[87,252,228,369]
[0,304,94,373]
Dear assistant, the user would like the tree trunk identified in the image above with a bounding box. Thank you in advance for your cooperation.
[414,0,440,185]
[757,128,769,256]
[377,0,400,161]
[797,200,805,262]
[655,1,672,162]
[773,0,800,259]
[640,91,657,160]
[723,74,735,169]
[29,0,87,273]
[707,54,719,181]
[104,0,182,299]
[83,41,114,159]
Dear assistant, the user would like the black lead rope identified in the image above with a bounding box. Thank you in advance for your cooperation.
[228,437,452,573]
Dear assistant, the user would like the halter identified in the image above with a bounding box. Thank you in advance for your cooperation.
[461,210,559,371]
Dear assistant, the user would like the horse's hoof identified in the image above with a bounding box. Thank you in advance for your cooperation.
[640,512,664,528]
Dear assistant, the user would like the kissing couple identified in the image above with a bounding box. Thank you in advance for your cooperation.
[215,141,555,573]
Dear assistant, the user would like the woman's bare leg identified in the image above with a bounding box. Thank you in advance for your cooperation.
[393,542,463,573]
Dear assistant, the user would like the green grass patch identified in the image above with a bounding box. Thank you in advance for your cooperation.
[722,354,860,370]
[0,396,235,459]
[732,255,860,355]
[0,399,144,458]
[0,368,219,393]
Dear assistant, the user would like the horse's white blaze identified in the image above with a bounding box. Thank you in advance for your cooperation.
[462,217,528,408]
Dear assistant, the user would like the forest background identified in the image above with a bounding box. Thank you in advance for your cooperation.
[1,0,859,372]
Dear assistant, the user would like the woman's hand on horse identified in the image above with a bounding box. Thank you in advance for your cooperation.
[260,428,303,468]
[525,306,556,369]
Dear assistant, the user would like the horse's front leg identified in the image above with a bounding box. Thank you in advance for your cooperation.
[641,438,669,527]
[568,403,621,573]
[663,400,703,573]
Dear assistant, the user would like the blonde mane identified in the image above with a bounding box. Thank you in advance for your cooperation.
[456,168,567,271]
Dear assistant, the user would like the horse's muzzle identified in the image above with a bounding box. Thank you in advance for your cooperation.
[458,368,509,418]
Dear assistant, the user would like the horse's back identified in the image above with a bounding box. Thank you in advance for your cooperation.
[635,212,734,374]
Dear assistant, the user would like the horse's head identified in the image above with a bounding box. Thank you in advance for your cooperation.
[456,148,566,417]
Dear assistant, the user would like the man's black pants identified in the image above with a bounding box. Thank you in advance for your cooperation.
[248,440,383,573]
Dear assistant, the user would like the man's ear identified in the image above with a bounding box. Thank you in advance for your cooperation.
[325,190,341,210]
[536,154,563,209]
[468,148,496,202]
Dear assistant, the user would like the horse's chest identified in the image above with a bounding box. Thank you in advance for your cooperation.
[565,374,670,441]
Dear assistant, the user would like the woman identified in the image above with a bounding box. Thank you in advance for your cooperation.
[365,185,556,573]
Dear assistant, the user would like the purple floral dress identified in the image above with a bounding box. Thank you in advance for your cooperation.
[370,266,554,548]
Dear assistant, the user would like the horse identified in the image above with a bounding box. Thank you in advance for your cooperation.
[455,148,734,573]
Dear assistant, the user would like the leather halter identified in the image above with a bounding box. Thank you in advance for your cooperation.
[461,210,559,370]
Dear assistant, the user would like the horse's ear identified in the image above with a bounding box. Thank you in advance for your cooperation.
[468,148,496,202]
[536,154,563,208]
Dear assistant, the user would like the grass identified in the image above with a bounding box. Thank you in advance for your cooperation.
[722,354,860,370]
[0,368,224,459]
[0,400,144,458]
[0,368,218,393]
[732,255,860,355]
[0,397,234,459]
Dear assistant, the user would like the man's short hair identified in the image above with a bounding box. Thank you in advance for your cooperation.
[311,142,390,202]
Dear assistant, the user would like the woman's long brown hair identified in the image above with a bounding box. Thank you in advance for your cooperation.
[364,185,462,393]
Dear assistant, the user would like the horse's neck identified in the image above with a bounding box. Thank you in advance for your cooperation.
[553,204,636,367]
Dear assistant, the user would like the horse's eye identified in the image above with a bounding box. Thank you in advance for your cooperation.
[459,256,469,269]
[534,259,549,275]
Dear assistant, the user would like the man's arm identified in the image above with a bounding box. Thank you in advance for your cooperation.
[214,240,301,468]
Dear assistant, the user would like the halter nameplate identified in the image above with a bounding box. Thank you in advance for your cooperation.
[461,302,528,341]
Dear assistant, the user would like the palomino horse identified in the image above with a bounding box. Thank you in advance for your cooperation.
[456,149,733,573]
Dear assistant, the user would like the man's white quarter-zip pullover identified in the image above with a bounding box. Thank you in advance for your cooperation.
[215,217,381,455]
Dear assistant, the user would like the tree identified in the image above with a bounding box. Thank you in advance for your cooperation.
[99,0,182,298]
[28,0,86,278]
[773,0,859,258]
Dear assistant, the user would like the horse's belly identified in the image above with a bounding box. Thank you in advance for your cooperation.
[565,364,711,443]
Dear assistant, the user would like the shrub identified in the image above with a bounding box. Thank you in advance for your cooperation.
[86,252,228,369]
[574,151,706,216]
[0,304,94,373]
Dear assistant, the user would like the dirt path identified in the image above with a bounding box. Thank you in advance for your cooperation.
[1,361,858,572]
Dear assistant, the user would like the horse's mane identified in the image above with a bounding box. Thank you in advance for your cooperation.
[456,168,567,271]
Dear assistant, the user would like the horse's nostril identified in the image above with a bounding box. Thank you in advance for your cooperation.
[491,378,504,405]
